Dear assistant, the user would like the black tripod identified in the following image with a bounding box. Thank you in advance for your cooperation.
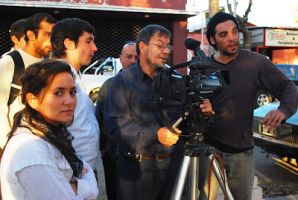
[169,115,234,200]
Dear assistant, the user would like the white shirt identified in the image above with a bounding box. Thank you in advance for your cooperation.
[67,67,100,169]
[0,49,42,148]
[0,127,98,200]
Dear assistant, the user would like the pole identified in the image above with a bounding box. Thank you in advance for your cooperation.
[208,0,219,56]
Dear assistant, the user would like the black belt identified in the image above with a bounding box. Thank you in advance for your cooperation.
[124,152,172,161]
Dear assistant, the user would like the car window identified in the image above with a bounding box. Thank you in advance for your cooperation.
[96,64,114,75]
[276,64,298,82]
[84,60,100,74]
[82,57,121,77]
[83,60,106,74]
[280,66,295,78]
[284,66,296,79]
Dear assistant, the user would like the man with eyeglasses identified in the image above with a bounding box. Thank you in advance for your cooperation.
[104,24,214,200]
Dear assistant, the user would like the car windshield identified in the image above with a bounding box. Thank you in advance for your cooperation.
[82,57,118,75]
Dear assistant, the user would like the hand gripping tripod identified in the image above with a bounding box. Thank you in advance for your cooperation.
[169,115,234,200]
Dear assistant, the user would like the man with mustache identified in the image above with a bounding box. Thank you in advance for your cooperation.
[0,13,56,150]
[199,12,298,200]
[104,24,214,200]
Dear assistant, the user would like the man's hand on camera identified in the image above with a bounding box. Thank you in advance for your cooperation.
[157,127,181,147]
[261,110,286,131]
[200,98,215,117]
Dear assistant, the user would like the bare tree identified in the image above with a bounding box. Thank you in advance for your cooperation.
[227,0,253,50]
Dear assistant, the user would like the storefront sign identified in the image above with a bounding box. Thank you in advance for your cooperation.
[265,29,298,47]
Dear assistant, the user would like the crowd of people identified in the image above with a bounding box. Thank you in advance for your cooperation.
[0,11,297,200]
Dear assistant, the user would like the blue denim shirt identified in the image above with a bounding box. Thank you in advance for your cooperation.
[103,64,181,154]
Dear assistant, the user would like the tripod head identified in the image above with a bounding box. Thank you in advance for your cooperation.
[172,100,215,157]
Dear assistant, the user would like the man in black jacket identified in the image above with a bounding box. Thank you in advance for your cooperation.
[198,12,298,200]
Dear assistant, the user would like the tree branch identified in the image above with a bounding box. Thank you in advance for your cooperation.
[243,0,252,22]
[226,0,233,13]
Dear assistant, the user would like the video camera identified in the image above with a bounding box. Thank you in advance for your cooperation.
[152,38,228,108]
[152,39,235,200]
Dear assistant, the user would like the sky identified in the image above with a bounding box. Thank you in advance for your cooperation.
[236,0,298,27]
[187,0,298,27]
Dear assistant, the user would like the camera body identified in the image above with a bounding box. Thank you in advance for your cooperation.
[152,39,224,108]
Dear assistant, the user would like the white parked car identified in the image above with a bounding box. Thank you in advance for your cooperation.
[81,57,122,102]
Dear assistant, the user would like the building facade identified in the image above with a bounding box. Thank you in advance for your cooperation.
[0,0,196,65]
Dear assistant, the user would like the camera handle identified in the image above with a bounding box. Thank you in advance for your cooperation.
[169,117,234,200]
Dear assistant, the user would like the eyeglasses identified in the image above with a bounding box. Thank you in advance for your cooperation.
[150,43,173,52]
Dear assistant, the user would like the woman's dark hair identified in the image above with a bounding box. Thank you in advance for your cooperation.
[51,18,95,58]
[136,24,171,56]
[7,59,83,178]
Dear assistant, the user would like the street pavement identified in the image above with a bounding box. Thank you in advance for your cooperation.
[95,146,298,200]
[95,156,107,200]
[265,194,298,200]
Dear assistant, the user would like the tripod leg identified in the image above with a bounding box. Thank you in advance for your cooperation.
[208,154,234,200]
[189,157,198,199]
[170,155,191,200]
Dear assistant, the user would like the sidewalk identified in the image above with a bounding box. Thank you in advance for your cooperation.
[265,194,298,200]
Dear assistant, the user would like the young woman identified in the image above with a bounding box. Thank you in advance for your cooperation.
[0,59,98,200]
